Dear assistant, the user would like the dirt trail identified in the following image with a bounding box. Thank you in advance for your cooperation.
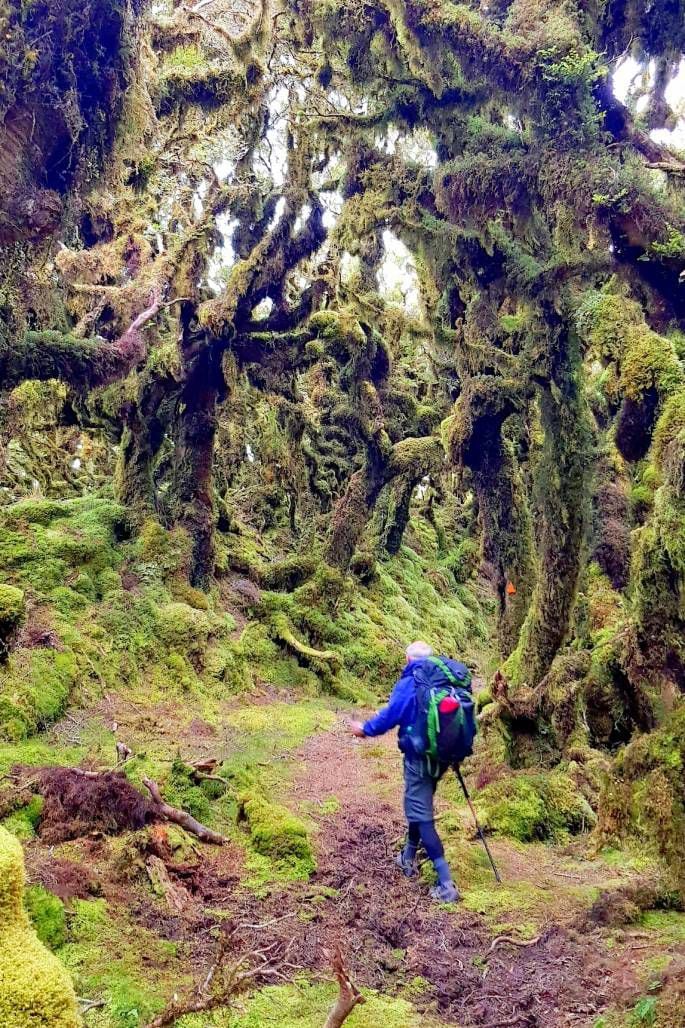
[21,702,683,1026]
[275,722,619,1026]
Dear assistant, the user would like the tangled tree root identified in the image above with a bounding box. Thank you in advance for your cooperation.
[9,767,226,845]
[584,877,682,928]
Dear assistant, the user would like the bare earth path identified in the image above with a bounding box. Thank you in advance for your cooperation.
[20,700,685,1027]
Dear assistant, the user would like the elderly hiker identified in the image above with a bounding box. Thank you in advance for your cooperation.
[349,640,476,903]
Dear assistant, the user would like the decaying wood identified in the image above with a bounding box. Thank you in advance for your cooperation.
[188,758,229,786]
[323,946,365,1028]
[115,741,132,764]
[146,855,190,913]
[142,777,227,845]
[77,998,106,1013]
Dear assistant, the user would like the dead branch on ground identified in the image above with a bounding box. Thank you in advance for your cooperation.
[143,930,288,1028]
[486,933,542,955]
[142,777,227,844]
[323,946,365,1028]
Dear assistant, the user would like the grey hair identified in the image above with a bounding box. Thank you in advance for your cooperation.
[406,640,433,661]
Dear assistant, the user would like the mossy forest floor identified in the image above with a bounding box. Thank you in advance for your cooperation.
[5,685,685,1028]
[1,499,683,1026]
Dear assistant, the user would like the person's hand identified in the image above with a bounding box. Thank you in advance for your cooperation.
[349,720,366,738]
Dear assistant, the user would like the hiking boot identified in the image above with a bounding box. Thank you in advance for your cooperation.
[395,850,417,878]
[430,881,460,903]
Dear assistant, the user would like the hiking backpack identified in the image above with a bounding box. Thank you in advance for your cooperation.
[403,656,477,775]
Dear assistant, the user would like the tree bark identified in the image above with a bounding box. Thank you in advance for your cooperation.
[171,305,222,588]
[509,329,592,686]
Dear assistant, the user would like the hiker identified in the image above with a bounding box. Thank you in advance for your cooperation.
[349,640,476,903]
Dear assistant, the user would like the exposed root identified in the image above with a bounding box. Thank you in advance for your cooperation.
[274,617,341,663]
[486,934,542,956]
[10,766,226,845]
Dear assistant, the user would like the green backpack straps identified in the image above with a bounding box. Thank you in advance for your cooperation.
[428,655,472,689]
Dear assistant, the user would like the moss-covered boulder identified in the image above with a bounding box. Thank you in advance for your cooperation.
[239,792,315,879]
[476,769,596,842]
[0,827,80,1027]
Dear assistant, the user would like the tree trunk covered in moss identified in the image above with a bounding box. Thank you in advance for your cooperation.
[377,474,420,556]
[172,352,220,590]
[468,421,535,654]
[507,330,592,687]
[326,452,386,570]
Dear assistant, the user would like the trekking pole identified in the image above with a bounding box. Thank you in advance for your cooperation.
[454,765,502,884]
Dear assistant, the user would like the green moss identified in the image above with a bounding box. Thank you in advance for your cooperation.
[2,794,44,839]
[223,701,336,753]
[155,602,216,654]
[442,537,480,583]
[0,649,77,740]
[24,886,67,951]
[163,44,207,72]
[67,898,108,942]
[598,705,685,896]
[164,758,217,825]
[133,519,191,581]
[0,584,25,653]
[239,793,315,881]
[0,497,126,597]
[225,978,423,1026]
[0,827,80,1027]
[477,769,596,842]
[58,895,179,1027]
[639,910,685,944]
[576,285,683,403]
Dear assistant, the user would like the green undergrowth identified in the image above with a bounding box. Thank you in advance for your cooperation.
[0,496,490,747]
[239,511,490,705]
[475,767,597,842]
[220,702,335,889]
[0,500,242,742]
[122,699,334,890]
[172,978,427,1027]
[57,897,181,1027]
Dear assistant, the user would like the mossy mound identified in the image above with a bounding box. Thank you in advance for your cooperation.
[476,769,596,842]
[239,792,315,881]
[0,827,80,1027]
[598,703,685,899]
